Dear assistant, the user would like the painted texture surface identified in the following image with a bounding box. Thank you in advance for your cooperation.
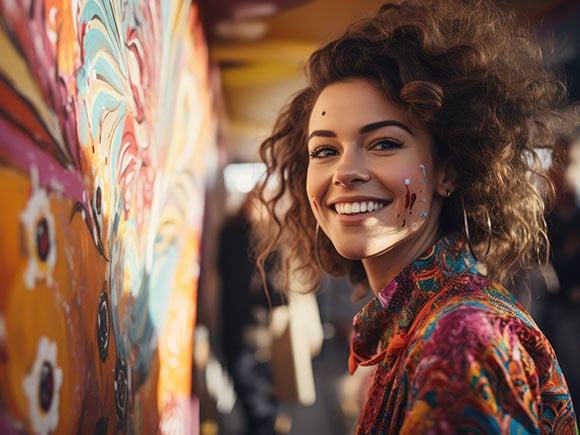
[0,0,214,433]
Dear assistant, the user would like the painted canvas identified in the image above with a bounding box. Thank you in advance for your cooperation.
[0,0,215,433]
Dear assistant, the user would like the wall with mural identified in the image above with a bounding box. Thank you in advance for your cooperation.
[0,0,214,433]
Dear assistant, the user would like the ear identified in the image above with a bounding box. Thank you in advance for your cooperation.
[434,162,457,198]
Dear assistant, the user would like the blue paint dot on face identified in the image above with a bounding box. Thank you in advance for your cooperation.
[419,180,422,184]
[423,198,426,203]
[420,211,427,218]
[420,164,426,177]
[405,179,410,186]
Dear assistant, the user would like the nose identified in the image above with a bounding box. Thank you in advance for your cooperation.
[332,151,370,186]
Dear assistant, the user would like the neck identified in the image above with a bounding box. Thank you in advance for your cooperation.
[362,220,442,294]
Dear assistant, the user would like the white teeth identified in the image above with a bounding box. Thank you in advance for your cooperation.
[334,201,384,215]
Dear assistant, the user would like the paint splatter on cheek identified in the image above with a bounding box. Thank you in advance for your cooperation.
[404,179,417,212]
[405,186,417,211]
[311,198,319,213]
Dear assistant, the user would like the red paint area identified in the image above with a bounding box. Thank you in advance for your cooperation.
[405,186,417,211]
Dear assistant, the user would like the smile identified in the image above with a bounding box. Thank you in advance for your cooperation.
[334,201,385,215]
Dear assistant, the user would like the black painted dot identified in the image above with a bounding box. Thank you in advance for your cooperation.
[97,289,110,363]
[36,218,50,262]
[115,357,128,426]
[39,361,54,411]
[321,111,326,116]
[95,186,102,215]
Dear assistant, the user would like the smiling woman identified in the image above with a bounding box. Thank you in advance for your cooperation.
[252,0,579,432]
[306,78,452,292]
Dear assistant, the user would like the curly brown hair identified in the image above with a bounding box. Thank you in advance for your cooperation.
[253,0,575,296]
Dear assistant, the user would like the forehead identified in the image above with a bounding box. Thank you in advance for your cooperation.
[309,78,406,131]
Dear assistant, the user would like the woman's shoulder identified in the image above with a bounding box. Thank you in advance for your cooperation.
[402,274,576,433]
[414,271,551,363]
[431,269,535,325]
[403,272,576,432]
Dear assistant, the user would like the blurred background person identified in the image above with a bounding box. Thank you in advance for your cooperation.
[218,194,282,435]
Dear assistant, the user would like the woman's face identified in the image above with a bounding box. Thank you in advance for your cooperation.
[306,78,451,260]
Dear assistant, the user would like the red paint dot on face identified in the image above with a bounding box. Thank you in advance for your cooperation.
[410,193,417,211]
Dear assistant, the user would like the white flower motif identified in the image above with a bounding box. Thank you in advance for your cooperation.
[20,166,57,290]
[22,337,63,435]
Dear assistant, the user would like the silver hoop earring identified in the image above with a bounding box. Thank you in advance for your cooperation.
[460,194,492,262]
[315,223,325,270]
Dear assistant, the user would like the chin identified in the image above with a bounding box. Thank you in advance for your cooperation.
[335,249,366,260]
[334,244,389,260]
[333,233,410,260]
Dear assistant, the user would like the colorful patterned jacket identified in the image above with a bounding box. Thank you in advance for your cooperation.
[350,233,577,434]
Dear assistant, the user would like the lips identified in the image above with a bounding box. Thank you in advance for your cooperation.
[333,200,386,215]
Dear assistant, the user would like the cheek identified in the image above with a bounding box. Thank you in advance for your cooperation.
[305,169,321,213]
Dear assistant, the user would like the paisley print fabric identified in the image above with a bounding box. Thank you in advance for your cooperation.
[350,233,578,434]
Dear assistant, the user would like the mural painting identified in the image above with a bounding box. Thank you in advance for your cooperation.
[0,0,215,433]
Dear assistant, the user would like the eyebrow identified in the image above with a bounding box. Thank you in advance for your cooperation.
[308,130,336,141]
[359,120,414,136]
[308,120,414,141]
